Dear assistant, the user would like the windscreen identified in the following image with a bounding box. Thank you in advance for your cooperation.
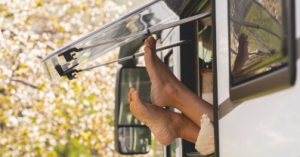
[41,0,188,81]
[229,0,287,84]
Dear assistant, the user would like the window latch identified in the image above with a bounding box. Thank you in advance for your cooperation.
[58,47,83,62]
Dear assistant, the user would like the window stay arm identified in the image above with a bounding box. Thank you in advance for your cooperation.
[62,40,190,80]
[59,12,211,62]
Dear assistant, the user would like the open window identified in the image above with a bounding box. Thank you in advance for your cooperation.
[199,26,213,105]
[228,0,296,101]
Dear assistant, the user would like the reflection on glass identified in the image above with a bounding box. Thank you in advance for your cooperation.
[198,26,212,69]
[118,127,151,153]
[229,0,287,84]
[118,68,151,125]
[42,0,185,81]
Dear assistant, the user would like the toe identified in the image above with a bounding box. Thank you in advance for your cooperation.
[144,45,152,54]
[144,38,150,48]
[128,88,136,99]
[132,91,143,105]
[144,36,157,54]
[149,36,157,49]
[131,91,150,117]
[129,100,137,116]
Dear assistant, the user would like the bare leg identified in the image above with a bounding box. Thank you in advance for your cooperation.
[143,36,214,126]
[128,88,200,145]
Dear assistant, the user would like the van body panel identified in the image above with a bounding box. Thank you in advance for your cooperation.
[215,0,230,105]
[216,0,300,156]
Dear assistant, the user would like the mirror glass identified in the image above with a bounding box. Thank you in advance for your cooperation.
[118,67,151,125]
[118,127,151,154]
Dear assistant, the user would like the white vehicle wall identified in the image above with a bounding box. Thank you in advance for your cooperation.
[216,0,300,156]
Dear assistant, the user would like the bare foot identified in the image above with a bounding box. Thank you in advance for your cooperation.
[233,33,249,76]
[144,36,187,108]
[143,36,214,127]
[128,88,179,146]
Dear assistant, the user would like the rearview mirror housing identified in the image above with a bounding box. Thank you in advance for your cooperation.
[114,66,152,154]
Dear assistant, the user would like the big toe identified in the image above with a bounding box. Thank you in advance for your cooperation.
[130,91,149,116]
[132,91,143,105]
[144,40,166,79]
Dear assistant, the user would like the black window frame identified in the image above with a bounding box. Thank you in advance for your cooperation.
[227,0,296,102]
[179,0,217,157]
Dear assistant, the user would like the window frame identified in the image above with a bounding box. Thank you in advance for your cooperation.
[227,0,296,102]
[178,0,217,156]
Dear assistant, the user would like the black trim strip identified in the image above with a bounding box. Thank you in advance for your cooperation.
[212,0,219,157]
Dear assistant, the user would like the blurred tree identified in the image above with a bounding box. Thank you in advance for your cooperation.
[0,0,149,156]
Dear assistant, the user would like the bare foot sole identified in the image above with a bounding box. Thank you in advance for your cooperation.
[144,36,188,108]
[128,88,179,146]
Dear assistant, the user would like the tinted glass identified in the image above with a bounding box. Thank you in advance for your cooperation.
[118,68,151,125]
[118,127,151,153]
[199,26,212,69]
[199,26,214,105]
[229,0,287,84]
[41,0,188,81]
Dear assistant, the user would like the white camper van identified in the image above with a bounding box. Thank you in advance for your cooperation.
[42,0,300,156]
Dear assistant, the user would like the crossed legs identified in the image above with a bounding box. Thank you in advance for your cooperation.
[128,36,213,145]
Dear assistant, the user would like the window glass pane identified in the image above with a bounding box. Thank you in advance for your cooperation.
[229,0,287,84]
[198,26,213,105]
[42,0,186,81]
[198,26,212,69]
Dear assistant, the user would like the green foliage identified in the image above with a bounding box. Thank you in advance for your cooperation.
[0,0,145,156]
[54,139,92,157]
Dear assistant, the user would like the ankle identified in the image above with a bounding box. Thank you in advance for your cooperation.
[164,79,185,108]
[168,111,184,139]
[166,81,192,110]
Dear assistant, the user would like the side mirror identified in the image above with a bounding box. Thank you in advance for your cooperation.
[115,66,152,154]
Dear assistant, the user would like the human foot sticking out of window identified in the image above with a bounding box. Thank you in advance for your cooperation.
[128,36,215,155]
